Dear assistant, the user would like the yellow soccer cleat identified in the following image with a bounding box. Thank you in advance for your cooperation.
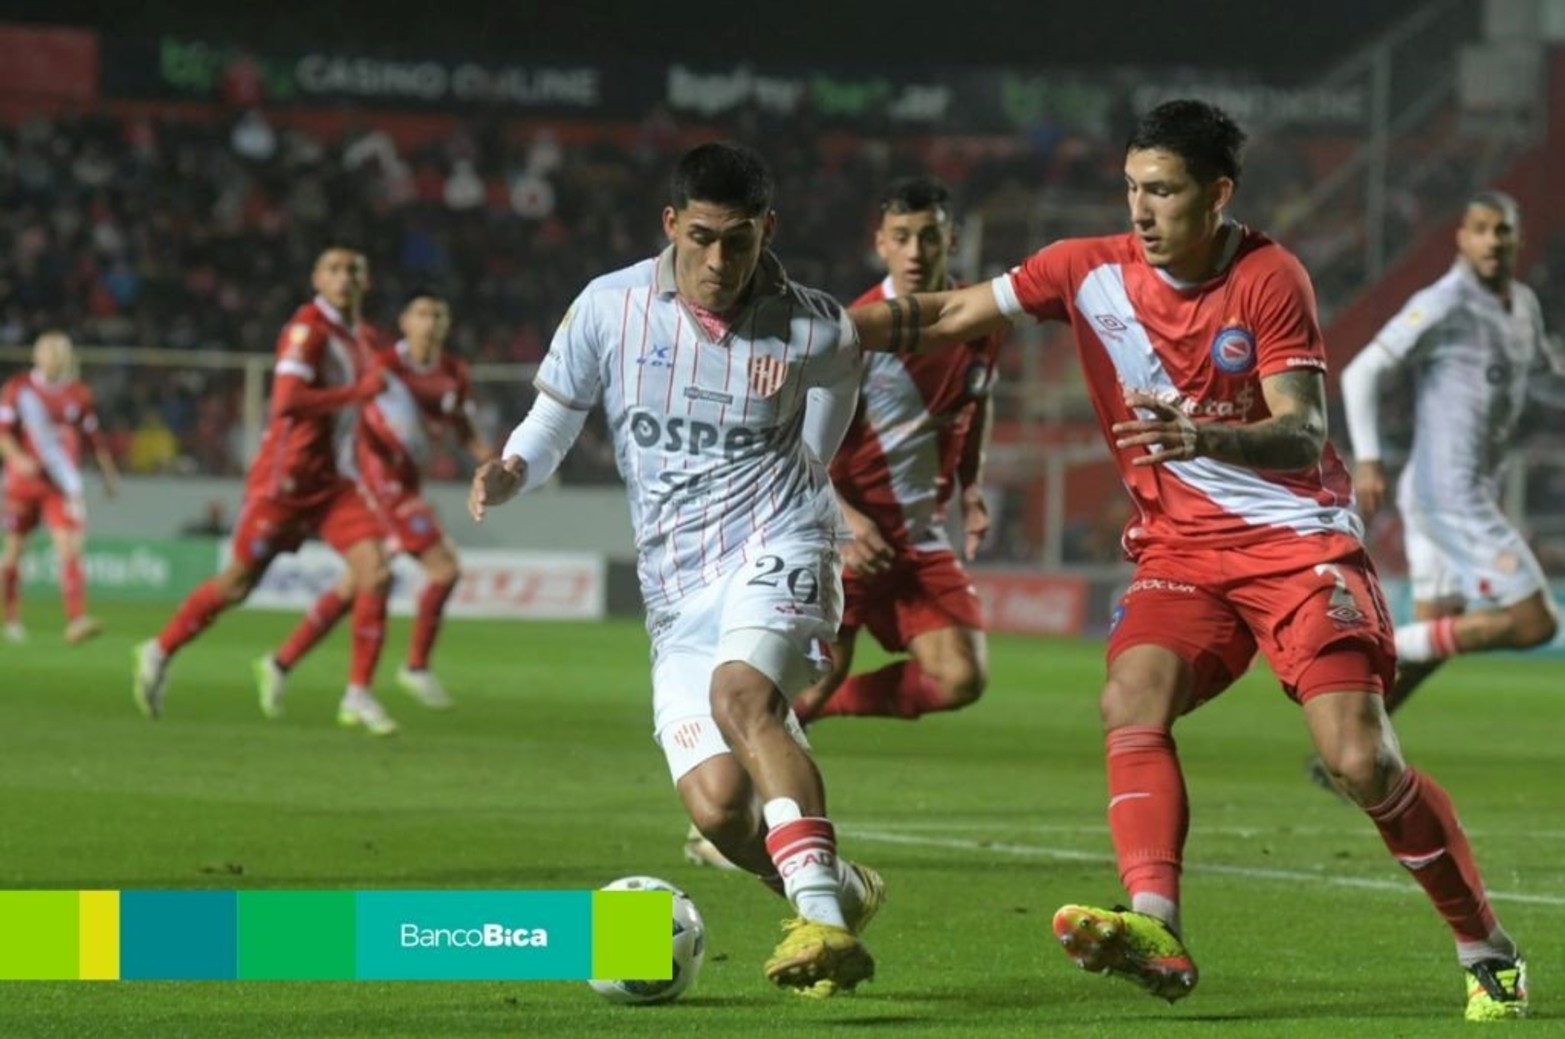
[1465,957,1528,1021]
[841,862,886,936]
[1053,903,1198,1004]
[764,918,874,998]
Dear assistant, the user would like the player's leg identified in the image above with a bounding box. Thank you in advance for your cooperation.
[398,536,460,708]
[1,522,28,642]
[705,544,875,995]
[805,551,988,721]
[1276,553,1526,1019]
[1052,573,1248,1003]
[133,548,271,720]
[46,500,99,644]
[334,535,396,735]
[256,571,355,719]
[1392,506,1557,700]
[783,628,856,725]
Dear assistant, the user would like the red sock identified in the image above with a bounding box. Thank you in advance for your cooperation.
[764,817,839,901]
[276,589,351,670]
[60,556,85,621]
[1,562,17,623]
[348,587,388,688]
[1105,725,1188,904]
[406,577,456,671]
[1367,767,1497,942]
[156,579,230,655]
[810,661,947,721]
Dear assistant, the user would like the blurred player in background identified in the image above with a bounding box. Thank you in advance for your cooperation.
[133,248,399,736]
[0,331,119,644]
[850,100,1528,1021]
[470,142,883,998]
[1332,192,1561,733]
[255,288,493,716]
[791,175,1001,726]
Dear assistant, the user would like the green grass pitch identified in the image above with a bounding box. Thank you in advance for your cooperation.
[0,601,1561,1037]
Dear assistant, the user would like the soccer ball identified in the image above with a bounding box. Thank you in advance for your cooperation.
[588,875,706,1005]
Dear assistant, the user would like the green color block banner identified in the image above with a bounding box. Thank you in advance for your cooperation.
[15,537,217,602]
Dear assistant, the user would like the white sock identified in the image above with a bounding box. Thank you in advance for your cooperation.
[1394,618,1460,664]
[763,797,847,929]
[343,684,370,702]
[1130,892,1182,937]
[1458,927,1520,968]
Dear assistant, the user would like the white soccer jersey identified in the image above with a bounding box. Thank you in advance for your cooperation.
[1361,262,1555,511]
[535,247,861,609]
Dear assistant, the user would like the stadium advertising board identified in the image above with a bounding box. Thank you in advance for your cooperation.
[226,544,607,621]
[99,36,1368,130]
[969,570,1088,637]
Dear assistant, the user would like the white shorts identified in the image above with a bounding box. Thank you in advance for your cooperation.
[648,538,842,782]
[1402,500,1550,609]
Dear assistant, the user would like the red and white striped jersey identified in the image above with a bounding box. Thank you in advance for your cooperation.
[0,371,101,498]
[994,227,1359,556]
[246,295,369,508]
[833,277,1002,550]
[359,340,476,491]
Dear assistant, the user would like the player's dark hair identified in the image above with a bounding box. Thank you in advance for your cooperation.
[1466,189,1520,228]
[402,286,447,311]
[670,142,774,216]
[879,176,952,219]
[1126,99,1247,186]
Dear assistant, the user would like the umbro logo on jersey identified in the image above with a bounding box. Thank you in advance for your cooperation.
[637,344,674,368]
[1094,314,1129,334]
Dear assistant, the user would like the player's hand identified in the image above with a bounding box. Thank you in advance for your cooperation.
[841,504,893,576]
[1113,390,1199,466]
[1353,460,1387,518]
[468,455,527,523]
[960,486,989,561]
[354,363,387,401]
[5,454,39,480]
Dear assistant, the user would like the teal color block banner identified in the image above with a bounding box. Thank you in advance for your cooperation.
[356,891,592,981]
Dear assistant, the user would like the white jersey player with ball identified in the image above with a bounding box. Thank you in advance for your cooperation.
[469,143,883,998]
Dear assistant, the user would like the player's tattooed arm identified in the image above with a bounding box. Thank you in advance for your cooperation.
[850,282,1010,355]
[1115,371,1328,471]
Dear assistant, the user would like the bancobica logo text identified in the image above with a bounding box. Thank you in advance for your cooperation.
[400,923,550,948]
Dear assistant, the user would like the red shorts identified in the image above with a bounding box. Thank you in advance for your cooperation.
[842,547,983,652]
[367,486,444,556]
[1106,536,1396,707]
[2,481,82,536]
[230,482,385,566]
[357,451,443,557]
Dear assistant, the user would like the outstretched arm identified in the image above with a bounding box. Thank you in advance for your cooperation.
[468,390,588,522]
[850,282,1012,355]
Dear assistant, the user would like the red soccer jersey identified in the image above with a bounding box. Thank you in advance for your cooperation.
[246,297,371,508]
[357,340,476,491]
[997,227,1358,556]
[832,278,1003,550]
[0,371,102,497]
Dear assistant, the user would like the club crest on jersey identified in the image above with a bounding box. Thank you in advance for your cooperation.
[1210,325,1256,374]
[748,356,790,398]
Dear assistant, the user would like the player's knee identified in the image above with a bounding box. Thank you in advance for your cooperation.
[1320,734,1400,806]
[1098,673,1179,730]
[358,561,392,595]
[932,660,986,709]
[430,558,461,587]
[1510,604,1558,649]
